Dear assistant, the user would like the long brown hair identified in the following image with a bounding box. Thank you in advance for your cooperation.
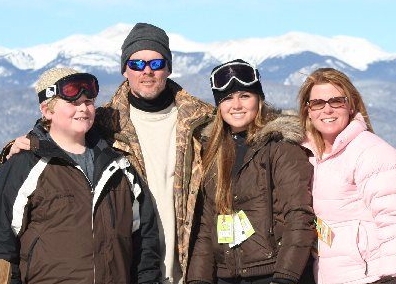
[297,67,373,157]
[202,96,269,214]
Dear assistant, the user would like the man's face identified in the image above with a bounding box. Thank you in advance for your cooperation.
[123,50,171,100]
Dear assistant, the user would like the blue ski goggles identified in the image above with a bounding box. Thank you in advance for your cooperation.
[126,59,167,71]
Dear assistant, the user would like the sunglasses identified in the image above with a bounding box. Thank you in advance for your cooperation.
[210,62,260,91]
[126,59,167,71]
[307,96,348,111]
[38,73,99,103]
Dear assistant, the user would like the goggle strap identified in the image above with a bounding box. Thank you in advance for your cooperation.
[38,85,57,103]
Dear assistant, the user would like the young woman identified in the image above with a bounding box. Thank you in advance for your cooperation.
[187,59,316,284]
[298,67,396,284]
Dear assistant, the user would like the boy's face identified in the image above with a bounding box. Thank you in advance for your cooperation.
[42,94,95,140]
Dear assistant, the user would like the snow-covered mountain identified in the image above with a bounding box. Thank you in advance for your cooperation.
[1,23,396,148]
[2,23,395,71]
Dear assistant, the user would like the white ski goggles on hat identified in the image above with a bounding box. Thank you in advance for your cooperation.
[210,62,260,91]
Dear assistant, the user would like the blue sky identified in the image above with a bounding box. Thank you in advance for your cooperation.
[1,0,395,52]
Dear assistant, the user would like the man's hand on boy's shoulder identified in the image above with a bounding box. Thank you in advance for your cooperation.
[1,136,30,164]
[1,140,15,164]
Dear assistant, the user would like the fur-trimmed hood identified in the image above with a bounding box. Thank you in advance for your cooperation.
[201,107,305,146]
[252,109,305,145]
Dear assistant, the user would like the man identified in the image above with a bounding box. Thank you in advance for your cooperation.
[2,23,214,284]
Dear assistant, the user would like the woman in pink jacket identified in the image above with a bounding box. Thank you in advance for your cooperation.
[297,67,396,284]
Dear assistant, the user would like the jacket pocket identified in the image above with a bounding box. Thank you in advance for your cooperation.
[243,232,276,262]
[317,219,371,283]
[319,220,365,261]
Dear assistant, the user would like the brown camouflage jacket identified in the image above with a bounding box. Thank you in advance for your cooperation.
[95,78,214,281]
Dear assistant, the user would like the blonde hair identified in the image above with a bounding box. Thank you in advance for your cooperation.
[202,96,274,214]
[40,97,58,131]
[297,67,373,157]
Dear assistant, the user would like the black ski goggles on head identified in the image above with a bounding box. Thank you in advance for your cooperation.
[38,73,99,103]
[210,62,260,91]
[126,59,167,71]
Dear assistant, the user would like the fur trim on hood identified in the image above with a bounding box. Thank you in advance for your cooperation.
[252,110,305,145]
[201,108,305,145]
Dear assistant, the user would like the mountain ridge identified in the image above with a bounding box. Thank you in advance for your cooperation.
[1,23,396,73]
[1,23,395,148]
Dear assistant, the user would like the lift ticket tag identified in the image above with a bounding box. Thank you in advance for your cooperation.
[315,217,333,247]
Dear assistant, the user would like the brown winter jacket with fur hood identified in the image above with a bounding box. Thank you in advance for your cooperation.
[187,110,316,283]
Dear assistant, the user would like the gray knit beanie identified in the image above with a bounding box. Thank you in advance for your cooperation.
[121,23,172,74]
[36,67,79,103]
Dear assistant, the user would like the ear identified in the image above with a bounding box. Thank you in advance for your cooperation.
[308,108,312,119]
[40,102,54,120]
[123,70,128,79]
[165,68,171,77]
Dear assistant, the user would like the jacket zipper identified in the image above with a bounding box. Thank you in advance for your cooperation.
[75,165,97,284]
[235,143,275,236]
[91,187,96,284]
[84,159,120,284]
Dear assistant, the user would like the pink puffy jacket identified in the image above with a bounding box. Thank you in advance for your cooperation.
[302,113,396,284]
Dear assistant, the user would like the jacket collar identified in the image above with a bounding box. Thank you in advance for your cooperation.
[252,109,305,146]
[302,113,367,159]
[29,119,119,165]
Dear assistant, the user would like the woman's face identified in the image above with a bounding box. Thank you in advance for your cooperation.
[308,83,351,146]
[219,91,259,133]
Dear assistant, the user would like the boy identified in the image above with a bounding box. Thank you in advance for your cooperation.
[0,68,161,284]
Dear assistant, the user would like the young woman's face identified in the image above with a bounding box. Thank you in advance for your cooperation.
[308,83,351,146]
[219,91,259,133]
